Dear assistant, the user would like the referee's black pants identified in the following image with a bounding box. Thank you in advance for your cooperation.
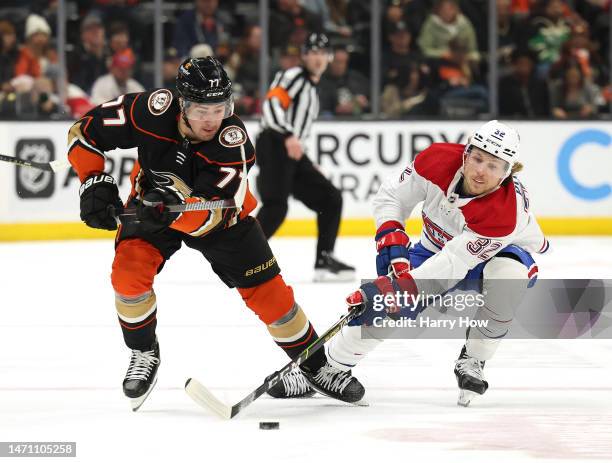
[255,129,343,260]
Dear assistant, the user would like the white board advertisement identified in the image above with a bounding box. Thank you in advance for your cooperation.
[0,120,610,225]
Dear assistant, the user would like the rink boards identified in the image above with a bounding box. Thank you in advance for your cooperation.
[0,120,610,240]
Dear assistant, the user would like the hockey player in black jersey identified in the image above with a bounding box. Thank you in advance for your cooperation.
[67,57,364,410]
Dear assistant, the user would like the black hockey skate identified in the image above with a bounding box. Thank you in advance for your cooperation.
[301,362,365,403]
[454,345,488,407]
[123,338,160,411]
[314,251,356,282]
[266,369,316,398]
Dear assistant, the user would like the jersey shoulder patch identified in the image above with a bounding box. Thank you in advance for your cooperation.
[461,181,518,238]
[219,125,247,147]
[131,89,181,142]
[413,143,464,192]
[147,89,173,116]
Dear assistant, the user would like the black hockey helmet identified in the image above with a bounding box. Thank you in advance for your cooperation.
[301,32,331,54]
[176,56,233,119]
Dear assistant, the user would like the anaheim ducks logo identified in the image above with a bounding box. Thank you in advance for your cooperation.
[147,89,173,116]
[219,126,246,148]
[149,170,192,199]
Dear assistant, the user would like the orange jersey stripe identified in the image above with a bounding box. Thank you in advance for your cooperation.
[169,197,212,234]
[266,86,292,110]
[239,186,258,220]
[119,315,157,330]
[129,94,179,144]
[68,144,105,181]
[194,150,256,166]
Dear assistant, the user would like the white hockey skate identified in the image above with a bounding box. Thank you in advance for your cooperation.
[454,346,488,407]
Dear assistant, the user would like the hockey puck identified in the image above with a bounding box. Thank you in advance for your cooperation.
[259,422,279,430]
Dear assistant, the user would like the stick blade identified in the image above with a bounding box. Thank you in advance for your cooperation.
[49,159,72,172]
[185,378,232,420]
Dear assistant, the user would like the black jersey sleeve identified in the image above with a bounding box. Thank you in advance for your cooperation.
[67,93,140,181]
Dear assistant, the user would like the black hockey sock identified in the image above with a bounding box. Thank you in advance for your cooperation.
[274,322,326,372]
[118,311,157,351]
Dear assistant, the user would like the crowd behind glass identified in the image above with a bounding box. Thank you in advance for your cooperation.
[0,0,609,120]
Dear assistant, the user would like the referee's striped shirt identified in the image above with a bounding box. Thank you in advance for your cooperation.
[261,66,319,144]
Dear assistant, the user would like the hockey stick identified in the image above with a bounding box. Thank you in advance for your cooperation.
[113,145,249,222]
[0,153,71,172]
[185,305,364,419]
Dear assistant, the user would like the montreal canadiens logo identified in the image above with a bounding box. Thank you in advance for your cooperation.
[147,89,173,116]
[219,126,246,147]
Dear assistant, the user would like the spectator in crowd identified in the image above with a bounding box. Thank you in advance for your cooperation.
[162,47,181,90]
[319,47,369,116]
[417,0,480,64]
[65,80,94,118]
[511,0,538,18]
[31,76,60,117]
[107,20,145,85]
[233,25,263,115]
[269,0,323,50]
[383,0,428,43]
[108,22,131,56]
[302,0,352,38]
[189,43,214,61]
[499,49,550,117]
[90,49,144,105]
[68,13,108,94]
[15,14,54,78]
[0,20,18,92]
[549,59,601,119]
[498,0,529,73]
[344,0,371,60]
[382,21,422,86]
[549,20,608,87]
[430,37,488,116]
[87,0,146,57]
[381,61,435,117]
[526,0,572,76]
[173,0,232,58]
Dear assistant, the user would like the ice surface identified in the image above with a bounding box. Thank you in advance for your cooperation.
[1,237,611,462]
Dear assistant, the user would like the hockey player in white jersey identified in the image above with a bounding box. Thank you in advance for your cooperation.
[324,120,550,406]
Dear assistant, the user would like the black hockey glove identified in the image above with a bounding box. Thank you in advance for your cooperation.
[136,188,182,233]
[79,173,123,230]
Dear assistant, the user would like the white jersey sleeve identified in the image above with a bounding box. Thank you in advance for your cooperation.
[373,163,427,228]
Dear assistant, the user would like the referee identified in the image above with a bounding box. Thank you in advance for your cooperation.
[256,33,355,282]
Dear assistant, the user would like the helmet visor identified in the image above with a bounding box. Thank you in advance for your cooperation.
[182,97,233,121]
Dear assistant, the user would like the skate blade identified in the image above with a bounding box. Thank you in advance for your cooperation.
[457,389,478,407]
[313,269,356,283]
[353,400,369,407]
[130,376,158,412]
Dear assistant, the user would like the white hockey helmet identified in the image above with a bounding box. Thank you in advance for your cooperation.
[466,120,520,174]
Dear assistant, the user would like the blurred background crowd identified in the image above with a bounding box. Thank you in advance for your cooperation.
[0,0,610,120]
